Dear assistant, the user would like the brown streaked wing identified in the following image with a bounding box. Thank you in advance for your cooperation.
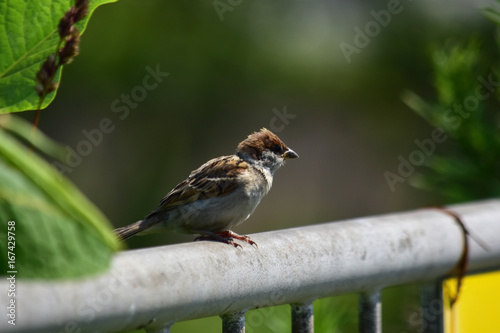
[148,155,248,214]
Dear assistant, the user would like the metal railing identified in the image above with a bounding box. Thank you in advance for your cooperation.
[2,199,500,333]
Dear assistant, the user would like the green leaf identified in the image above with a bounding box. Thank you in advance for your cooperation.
[0,0,118,114]
[0,114,66,159]
[0,115,120,279]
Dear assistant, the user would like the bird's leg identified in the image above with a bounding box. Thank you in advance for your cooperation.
[216,230,257,247]
[193,230,242,248]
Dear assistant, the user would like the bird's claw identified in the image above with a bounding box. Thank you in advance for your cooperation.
[217,230,258,247]
[193,230,257,248]
[194,235,242,248]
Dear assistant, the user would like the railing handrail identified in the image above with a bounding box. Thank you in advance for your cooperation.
[3,199,500,333]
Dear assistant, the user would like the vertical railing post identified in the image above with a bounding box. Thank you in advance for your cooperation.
[358,290,381,333]
[291,302,314,333]
[221,311,246,333]
[419,281,445,333]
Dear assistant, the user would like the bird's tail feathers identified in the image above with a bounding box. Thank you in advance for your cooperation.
[114,220,145,240]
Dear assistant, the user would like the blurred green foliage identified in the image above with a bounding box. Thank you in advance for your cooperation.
[403,38,500,202]
[0,115,120,279]
[0,0,121,279]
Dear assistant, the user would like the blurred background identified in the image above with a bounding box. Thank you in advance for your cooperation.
[18,0,499,331]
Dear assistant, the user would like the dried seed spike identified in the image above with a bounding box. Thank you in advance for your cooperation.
[47,82,58,94]
[75,0,87,8]
[36,70,48,86]
[35,83,44,97]
[74,0,89,22]
[58,8,76,38]
[34,1,87,128]
[35,54,58,97]
[43,54,57,73]
[36,54,57,84]
[59,30,81,65]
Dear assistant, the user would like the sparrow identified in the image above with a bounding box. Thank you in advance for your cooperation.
[114,128,298,247]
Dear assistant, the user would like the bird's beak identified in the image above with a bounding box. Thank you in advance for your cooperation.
[282,148,299,159]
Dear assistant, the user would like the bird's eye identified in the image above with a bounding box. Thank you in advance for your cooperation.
[270,145,282,153]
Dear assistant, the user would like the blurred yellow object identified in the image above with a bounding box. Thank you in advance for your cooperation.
[444,271,500,333]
